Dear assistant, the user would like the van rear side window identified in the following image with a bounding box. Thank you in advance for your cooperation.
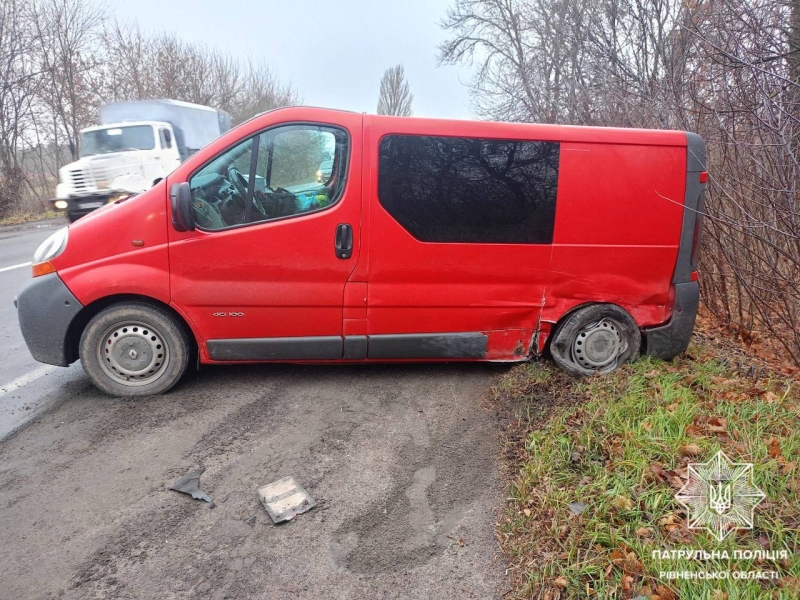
[378,135,559,244]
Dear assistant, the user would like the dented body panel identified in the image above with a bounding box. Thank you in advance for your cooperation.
[544,139,686,330]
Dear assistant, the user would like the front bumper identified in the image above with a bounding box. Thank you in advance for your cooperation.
[15,272,83,366]
[643,281,700,360]
[49,195,113,220]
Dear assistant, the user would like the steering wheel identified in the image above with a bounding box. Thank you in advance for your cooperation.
[227,166,267,218]
[227,166,248,199]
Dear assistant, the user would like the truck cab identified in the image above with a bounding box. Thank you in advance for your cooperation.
[54,121,181,221]
[51,99,231,222]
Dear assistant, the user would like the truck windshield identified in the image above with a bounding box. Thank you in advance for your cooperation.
[81,126,156,156]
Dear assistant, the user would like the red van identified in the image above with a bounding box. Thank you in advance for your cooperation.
[15,107,706,396]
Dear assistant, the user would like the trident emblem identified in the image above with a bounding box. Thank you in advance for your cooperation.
[676,451,765,541]
[708,479,732,515]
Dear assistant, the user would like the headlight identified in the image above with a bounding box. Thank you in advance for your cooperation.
[33,227,69,265]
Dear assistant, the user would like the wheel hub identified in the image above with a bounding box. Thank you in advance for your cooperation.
[97,322,169,386]
[571,319,626,370]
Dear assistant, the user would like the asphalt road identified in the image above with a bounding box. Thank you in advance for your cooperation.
[0,219,508,599]
[0,217,84,439]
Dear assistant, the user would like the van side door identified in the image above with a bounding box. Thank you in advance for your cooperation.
[167,112,362,361]
[365,119,559,360]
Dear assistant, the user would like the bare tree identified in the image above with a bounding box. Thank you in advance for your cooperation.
[228,60,300,125]
[32,0,105,163]
[0,6,297,218]
[99,20,151,100]
[100,21,298,124]
[441,0,800,365]
[0,0,42,216]
[377,64,414,116]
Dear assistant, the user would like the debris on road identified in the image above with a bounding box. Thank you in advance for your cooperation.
[446,534,466,547]
[169,468,213,503]
[568,502,587,515]
[258,476,316,524]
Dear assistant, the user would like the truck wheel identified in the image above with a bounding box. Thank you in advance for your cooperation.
[79,302,191,396]
[549,304,640,377]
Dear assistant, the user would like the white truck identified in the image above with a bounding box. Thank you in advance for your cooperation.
[51,99,231,222]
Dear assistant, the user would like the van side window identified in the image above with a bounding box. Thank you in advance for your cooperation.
[378,135,559,244]
[188,125,348,231]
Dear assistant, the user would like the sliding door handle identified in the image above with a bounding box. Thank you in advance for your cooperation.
[335,223,353,259]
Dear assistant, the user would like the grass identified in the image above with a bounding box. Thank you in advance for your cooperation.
[494,345,799,599]
[0,209,62,226]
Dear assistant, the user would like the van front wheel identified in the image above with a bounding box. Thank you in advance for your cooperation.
[79,302,191,396]
[549,304,640,377]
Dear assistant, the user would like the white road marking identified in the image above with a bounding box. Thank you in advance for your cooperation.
[0,262,31,273]
[0,365,57,399]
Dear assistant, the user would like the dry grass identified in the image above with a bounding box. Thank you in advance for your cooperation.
[492,344,800,599]
[0,209,61,227]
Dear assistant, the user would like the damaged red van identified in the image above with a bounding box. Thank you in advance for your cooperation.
[15,107,706,396]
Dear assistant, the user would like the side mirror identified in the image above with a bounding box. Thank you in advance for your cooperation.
[170,182,195,232]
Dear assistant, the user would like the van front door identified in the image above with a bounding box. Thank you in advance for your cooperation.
[168,116,361,361]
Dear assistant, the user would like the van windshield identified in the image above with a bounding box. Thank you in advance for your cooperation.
[81,126,156,156]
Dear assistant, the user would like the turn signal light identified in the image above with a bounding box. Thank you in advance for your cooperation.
[32,261,56,277]
[691,270,699,282]
[699,171,708,183]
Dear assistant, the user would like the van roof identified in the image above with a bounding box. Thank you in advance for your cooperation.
[267,106,689,147]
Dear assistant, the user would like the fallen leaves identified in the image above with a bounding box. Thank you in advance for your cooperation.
[764,437,797,475]
[656,513,693,543]
[650,462,688,490]
[651,585,678,600]
[679,442,701,456]
[763,390,779,402]
[621,574,635,592]
[767,437,782,459]
[604,434,625,460]
[707,417,728,433]
[658,513,681,531]
[612,495,633,511]
[778,457,796,476]
[649,462,667,481]
[608,547,644,575]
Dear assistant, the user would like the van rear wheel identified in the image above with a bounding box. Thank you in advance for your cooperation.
[549,304,640,377]
[79,302,190,396]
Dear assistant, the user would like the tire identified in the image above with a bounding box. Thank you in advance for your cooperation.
[549,304,641,377]
[79,302,191,396]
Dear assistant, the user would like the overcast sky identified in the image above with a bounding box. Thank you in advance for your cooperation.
[110,0,475,120]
